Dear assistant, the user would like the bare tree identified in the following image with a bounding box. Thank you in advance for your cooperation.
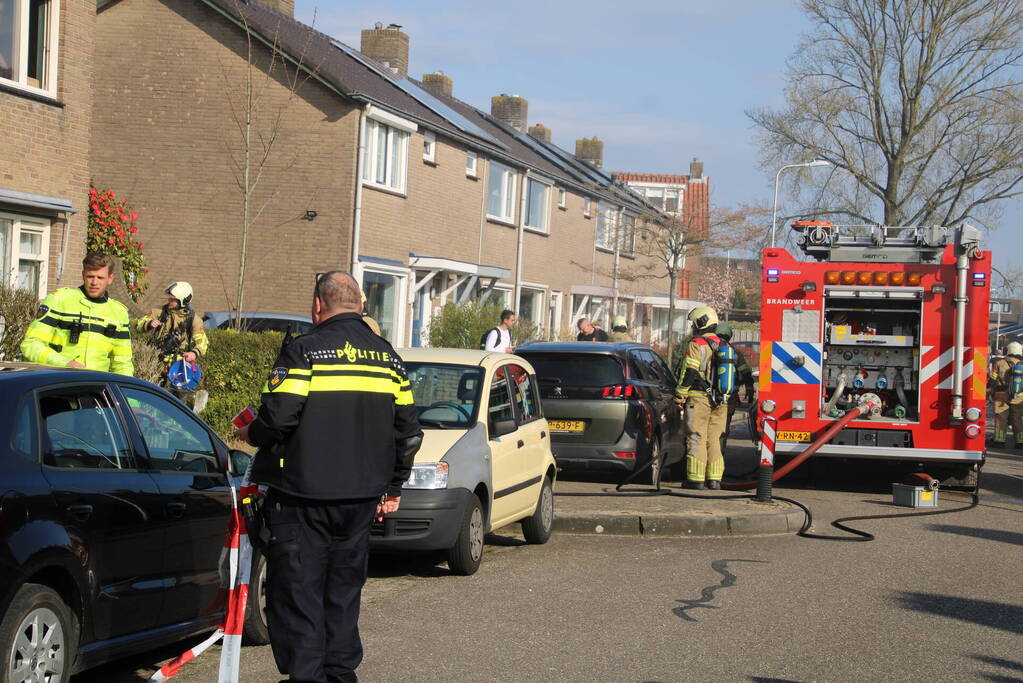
[221,3,322,326]
[750,0,1023,228]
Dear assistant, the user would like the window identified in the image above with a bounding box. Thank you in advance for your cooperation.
[363,270,400,342]
[40,387,135,470]
[595,203,615,250]
[466,150,478,177]
[507,364,541,423]
[619,213,635,255]
[488,370,516,426]
[558,188,567,209]
[524,178,549,232]
[487,161,517,222]
[423,130,436,163]
[583,198,591,218]
[522,353,625,388]
[0,0,58,94]
[0,213,49,296]
[646,187,664,211]
[665,189,680,214]
[407,363,483,427]
[122,387,218,473]
[362,118,410,193]
[518,286,545,323]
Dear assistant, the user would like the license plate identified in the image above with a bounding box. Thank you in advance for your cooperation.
[777,430,811,442]
[549,420,585,433]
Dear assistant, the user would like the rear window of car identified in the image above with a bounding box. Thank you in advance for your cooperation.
[519,353,624,387]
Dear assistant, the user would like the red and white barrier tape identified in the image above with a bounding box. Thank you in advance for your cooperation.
[148,469,257,683]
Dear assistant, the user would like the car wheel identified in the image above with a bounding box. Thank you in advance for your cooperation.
[447,494,484,576]
[640,437,664,487]
[521,476,554,544]
[243,551,270,646]
[0,583,78,683]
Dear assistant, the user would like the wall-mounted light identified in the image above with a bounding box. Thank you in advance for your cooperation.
[302,210,318,221]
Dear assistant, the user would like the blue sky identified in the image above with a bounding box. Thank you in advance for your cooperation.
[295,0,1020,278]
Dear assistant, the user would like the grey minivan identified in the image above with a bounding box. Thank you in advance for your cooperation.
[516,342,684,487]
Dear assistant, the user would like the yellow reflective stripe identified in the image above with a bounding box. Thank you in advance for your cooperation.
[288,368,312,376]
[263,378,311,396]
[311,363,403,383]
[395,388,414,406]
[310,374,404,397]
[685,357,700,368]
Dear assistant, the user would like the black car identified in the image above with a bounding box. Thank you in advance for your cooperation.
[0,364,267,681]
[515,342,685,486]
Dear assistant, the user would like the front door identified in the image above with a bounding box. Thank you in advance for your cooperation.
[118,385,232,629]
[37,384,165,641]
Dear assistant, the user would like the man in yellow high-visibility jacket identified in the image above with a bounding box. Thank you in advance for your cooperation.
[21,252,133,375]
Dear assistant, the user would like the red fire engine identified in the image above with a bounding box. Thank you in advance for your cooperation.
[756,221,990,482]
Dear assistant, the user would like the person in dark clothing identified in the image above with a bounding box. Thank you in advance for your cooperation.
[236,271,422,683]
[576,317,609,342]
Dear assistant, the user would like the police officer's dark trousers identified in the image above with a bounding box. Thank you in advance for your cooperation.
[265,489,377,683]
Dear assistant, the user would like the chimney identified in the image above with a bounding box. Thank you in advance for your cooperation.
[491,94,528,133]
[261,0,295,17]
[575,137,604,169]
[690,157,704,179]
[422,72,452,98]
[527,123,551,144]
[360,23,410,78]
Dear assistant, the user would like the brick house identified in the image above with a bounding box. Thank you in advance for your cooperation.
[1,0,92,299]
[92,0,696,345]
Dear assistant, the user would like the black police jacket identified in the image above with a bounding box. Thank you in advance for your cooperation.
[248,312,423,500]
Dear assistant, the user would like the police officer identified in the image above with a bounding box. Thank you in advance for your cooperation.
[21,251,133,375]
[609,315,633,342]
[674,306,728,489]
[137,281,209,369]
[988,340,1023,448]
[236,271,422,683]
[715,322,755,454]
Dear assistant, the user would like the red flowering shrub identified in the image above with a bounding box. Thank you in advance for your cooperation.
[87,186,148,301]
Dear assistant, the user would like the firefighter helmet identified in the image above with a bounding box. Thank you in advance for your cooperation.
[1008,341,1023,357]
[612,315,627,329]
[688,306,718,332]
[166,282,194,308]
[716,322,732,340]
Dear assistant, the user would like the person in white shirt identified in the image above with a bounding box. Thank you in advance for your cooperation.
[484,309,517,353]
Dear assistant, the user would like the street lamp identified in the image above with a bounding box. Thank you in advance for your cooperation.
[771,159,832,248]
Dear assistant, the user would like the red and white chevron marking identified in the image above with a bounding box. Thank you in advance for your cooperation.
[760,416,777,466]
[919,345,973,390]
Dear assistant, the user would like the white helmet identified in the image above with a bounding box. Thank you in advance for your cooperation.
[687,306,719,332]
[166,281,194,308]
[1007,341,1023,357]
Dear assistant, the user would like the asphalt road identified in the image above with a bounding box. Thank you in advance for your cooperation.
[74,443,1023,683]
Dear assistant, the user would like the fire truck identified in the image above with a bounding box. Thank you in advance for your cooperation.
[756,221,990,482]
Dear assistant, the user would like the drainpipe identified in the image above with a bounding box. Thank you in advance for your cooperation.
[351,108,367,274]
[612,207,622,316]
[477,156,489,265]
[514,174,526,310]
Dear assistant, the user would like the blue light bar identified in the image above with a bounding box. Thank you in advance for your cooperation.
[972,272,986,279]
[767,268,780,276]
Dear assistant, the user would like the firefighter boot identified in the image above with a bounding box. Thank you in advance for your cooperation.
[684,396,711,489]
[992,428,1007,448]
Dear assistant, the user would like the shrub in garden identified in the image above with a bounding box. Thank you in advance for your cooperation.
[0,284,38,361]
[87,185,148,301]
[199,329,284,437]
[428,300,543,349]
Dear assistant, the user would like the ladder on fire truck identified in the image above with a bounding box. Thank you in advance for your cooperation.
[789,221,981,264]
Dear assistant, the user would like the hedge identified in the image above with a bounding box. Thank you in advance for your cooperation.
[200,329,284,437]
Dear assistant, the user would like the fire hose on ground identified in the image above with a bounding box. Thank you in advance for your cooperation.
[608,398,981,542]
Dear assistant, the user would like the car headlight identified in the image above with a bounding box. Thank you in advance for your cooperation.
[403,462,449,490]
[761,399,777,414]
[964,407,982,422]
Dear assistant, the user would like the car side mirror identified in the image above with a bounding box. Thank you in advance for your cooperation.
[490,418,517,439]
[229,449,253,475]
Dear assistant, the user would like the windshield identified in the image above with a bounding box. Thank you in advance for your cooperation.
[518,352,625,387]
[406,362,484,429]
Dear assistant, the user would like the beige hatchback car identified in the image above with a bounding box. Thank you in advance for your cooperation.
[369,349,557,575]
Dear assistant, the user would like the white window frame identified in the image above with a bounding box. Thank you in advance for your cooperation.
[583,198,592,218]
[618,212,636,255]
[486,161,517,224]
[422,130,436,163]
[0,0,60,97]
[517,283,547,326]
[0,211,50,297]
[466,150,478,178]
[558,188,567,210]
[595,202,615,251]
[354,260,409,345]
[362,109,415,194]
[523,176,551,234]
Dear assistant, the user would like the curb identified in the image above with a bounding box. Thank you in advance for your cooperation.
[552,508,804,538]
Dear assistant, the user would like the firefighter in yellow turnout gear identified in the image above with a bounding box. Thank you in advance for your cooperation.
[20,252,133,375]
[137,282,209,366]
[988,341,1023,448]
[674,306,729,489]
[716,322,754,455]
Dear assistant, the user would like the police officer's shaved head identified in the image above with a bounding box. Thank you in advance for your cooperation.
[315,271,362,313]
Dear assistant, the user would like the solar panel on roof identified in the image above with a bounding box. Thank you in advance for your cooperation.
[331,40,504,149]
[514,132,593,184]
